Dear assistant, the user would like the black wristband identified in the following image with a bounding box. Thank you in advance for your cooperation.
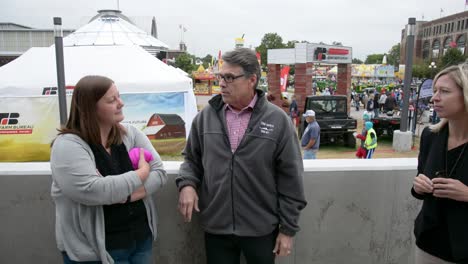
[126,195,131,204]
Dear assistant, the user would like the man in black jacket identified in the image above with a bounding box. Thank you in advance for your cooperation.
[176,48,307,264]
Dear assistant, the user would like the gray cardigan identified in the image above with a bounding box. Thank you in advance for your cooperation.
[50,124,167,263]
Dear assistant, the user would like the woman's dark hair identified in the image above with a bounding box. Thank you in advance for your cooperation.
[57,75,124,147]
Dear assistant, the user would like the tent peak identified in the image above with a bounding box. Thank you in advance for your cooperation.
[89,9,132,24]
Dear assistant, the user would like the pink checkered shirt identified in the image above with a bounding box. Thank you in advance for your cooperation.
[225,94,258,152]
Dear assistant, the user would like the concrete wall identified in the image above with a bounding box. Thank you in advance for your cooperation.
[0,159,421,264]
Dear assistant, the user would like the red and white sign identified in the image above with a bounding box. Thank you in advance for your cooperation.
[280,66,290,92]
[308,44,352,64]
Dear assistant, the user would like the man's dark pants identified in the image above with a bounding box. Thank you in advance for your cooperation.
[205,230,278,264]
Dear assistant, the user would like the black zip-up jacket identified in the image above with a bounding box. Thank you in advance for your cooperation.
[176,89,307,237]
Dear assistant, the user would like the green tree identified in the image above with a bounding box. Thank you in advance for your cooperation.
[255,33,286,67]
[412,64,431,79]
[365,54,385,64]
[201,54,213,68]
[175,53,195,73]
[441,47,466,68]
[286,40,299,48]
[352,58,363,64]
[387,43,400,66]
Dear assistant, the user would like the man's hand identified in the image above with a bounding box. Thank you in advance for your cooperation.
[433,178,468,202]
[178,186,199,222]
[272,232,293,257]
[413,173,433,195]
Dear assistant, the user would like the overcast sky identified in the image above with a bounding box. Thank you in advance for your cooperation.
[0,0,465,60]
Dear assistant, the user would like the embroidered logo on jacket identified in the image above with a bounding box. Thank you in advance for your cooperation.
[259,121,275,135]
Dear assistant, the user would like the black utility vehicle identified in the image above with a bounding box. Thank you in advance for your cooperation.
[300,95,357,147]
[371,111,401,137]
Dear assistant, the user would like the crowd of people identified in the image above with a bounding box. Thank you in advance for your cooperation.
[351,87,401,115]
[48,48,467,264]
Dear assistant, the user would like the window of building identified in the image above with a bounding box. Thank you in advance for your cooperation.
[452,22,455,32]
[432,39,440,58]
[457,35,466,54]
[443,37,452,55]
[423,40,430,59]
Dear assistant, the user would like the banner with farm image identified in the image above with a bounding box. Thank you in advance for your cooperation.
[0,92,187,162]
[120,92,187,156]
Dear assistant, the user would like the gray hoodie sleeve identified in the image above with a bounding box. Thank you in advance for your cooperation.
[125,125,167,195]
[274,118,307,236]
[50,135,142,206]
[176,114,203,191]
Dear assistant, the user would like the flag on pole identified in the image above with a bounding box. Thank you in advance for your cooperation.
[280,66,290,92]
[218,50,223,69]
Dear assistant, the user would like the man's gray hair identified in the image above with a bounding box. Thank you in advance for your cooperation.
[222,48,261,89]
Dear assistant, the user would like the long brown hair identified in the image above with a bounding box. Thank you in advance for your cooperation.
[58,75,124,147]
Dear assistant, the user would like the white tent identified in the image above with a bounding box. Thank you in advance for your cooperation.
[0,45,197,161]
[0,45,191,95]
[63,10,169,57]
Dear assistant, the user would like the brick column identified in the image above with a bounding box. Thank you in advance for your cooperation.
[294,63,314,114]
[337,63,351,95]
[267,64,282,108]
[305,62,313,99]
[337,63,352,113]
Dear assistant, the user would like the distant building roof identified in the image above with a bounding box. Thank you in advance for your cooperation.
[0,23,33,30]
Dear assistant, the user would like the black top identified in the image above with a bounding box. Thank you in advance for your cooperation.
[90,143,151,250]
[413,126,468,263]
[416,143,467,262]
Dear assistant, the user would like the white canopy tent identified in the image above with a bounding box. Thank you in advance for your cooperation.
[0,45,191,95]
[63,10,169,56]
[0,45,197,161]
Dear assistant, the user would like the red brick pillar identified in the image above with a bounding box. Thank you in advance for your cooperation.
[267,64,282,108]
[305,62,313,99]
[337,63,351,95]
[337,63,352,113]
[294,63,313,114]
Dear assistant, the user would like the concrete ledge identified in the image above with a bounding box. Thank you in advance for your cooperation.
[0,158,417,176]
[0,159,420,264]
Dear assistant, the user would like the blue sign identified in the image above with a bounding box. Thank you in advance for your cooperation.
[419,79,433,99]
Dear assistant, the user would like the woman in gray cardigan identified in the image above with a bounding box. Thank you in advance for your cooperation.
[50,75,167,264]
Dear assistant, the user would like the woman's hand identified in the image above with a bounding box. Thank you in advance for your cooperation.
[413,174,433,195]
[136,148,150,182]
[432,178,468,202]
